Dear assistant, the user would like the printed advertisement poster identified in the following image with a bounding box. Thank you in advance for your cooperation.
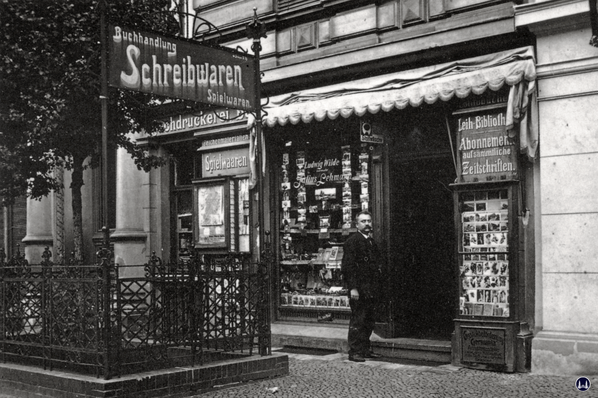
[196,184,226,247]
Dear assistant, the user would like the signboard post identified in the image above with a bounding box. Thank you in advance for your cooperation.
[246,8,268,356]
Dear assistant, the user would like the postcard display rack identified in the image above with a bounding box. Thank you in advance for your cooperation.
[451,104,532,373]
[458,188,511,318]
[278,144,371,320]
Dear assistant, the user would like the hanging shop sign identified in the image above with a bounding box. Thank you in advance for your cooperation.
[456,109,518,183]
[200,133,250,150]
[202,147,250,177]
[360,121,383,144]
[456,91,509,110]
[108,25,256,111]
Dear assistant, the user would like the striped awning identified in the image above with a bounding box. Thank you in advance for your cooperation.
[262,46,538,159]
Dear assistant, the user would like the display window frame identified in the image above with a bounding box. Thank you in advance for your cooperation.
[193,178,230,250]
[270,117,376,320]
[232,176,251,253]
[169,142,198,262]
[450,92,522,321]
[191,176,252,253]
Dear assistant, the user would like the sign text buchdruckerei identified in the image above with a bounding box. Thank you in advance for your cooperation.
[108,25,256,112]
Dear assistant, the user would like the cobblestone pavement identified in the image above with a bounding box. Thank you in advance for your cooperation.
[196,352,598,398]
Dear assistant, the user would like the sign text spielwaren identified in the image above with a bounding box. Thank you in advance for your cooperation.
[202,147,249,177]
[456,109,517,183]
[109,25,256,111]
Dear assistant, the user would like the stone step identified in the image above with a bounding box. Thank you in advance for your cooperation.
[271,322,452,364]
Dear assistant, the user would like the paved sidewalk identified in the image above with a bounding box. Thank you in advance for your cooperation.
[0,352,594,397]
[195,351,597,398]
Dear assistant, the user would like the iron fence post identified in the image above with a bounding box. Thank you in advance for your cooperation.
[41,247,52,371]
[259,231,272,355]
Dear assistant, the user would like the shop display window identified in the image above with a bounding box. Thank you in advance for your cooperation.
[278,135,372,313]
[171,143,250,258]
[458,189,510,317]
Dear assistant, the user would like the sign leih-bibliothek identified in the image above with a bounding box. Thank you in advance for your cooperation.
[456,108,518,183]
[108,25,256,112]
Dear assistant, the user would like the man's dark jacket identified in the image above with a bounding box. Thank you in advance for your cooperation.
[341,232,382,299]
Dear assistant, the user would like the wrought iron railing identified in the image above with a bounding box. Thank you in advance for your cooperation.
[0,247,271,379]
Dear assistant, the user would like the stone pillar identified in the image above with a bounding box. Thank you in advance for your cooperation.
[148,147,170,263]
[518,4,598,375]
[111,145,148,277]
[22,195,54,263]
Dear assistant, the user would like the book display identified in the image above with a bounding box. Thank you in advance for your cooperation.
[278,141,372,315]
[458,189,510,317]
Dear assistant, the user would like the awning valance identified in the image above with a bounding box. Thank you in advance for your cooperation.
[263,46,538,160]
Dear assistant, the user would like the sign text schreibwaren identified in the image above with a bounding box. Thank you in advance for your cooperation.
[109,25,256,112]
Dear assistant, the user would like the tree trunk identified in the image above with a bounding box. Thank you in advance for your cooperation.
[70,161,84,263]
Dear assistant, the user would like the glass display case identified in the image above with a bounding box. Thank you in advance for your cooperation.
[190,177,251,253]
[457,188,511,318]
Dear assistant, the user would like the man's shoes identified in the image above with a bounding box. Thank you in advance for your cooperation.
[363,351,382,359]
[348,354,366,363]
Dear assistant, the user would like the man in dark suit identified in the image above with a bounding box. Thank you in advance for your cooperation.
[341,211,383,362]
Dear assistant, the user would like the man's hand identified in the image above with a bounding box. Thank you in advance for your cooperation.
[350,289,359,300]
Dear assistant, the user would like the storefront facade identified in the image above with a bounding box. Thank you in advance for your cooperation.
[13,0,598,375]
[263,45,538,372]
[131,108,254,266]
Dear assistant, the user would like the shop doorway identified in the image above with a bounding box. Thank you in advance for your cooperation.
[388,153,457,340]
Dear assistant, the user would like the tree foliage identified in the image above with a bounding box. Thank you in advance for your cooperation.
[0,0,184,259]
[0,0,183,202]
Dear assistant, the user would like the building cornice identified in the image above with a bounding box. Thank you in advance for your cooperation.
[515,0,590,32]
[262,18,517,88]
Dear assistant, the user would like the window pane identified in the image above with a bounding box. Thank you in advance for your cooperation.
[176,190,193,259]
[238,178,250,252]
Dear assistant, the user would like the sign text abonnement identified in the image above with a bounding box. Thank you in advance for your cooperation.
[109,25,256,112]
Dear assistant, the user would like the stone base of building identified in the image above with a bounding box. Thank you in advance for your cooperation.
[0,353,289,398]
[532,330,598,375]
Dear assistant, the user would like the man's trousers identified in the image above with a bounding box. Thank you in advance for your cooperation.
[348,297,376,356]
